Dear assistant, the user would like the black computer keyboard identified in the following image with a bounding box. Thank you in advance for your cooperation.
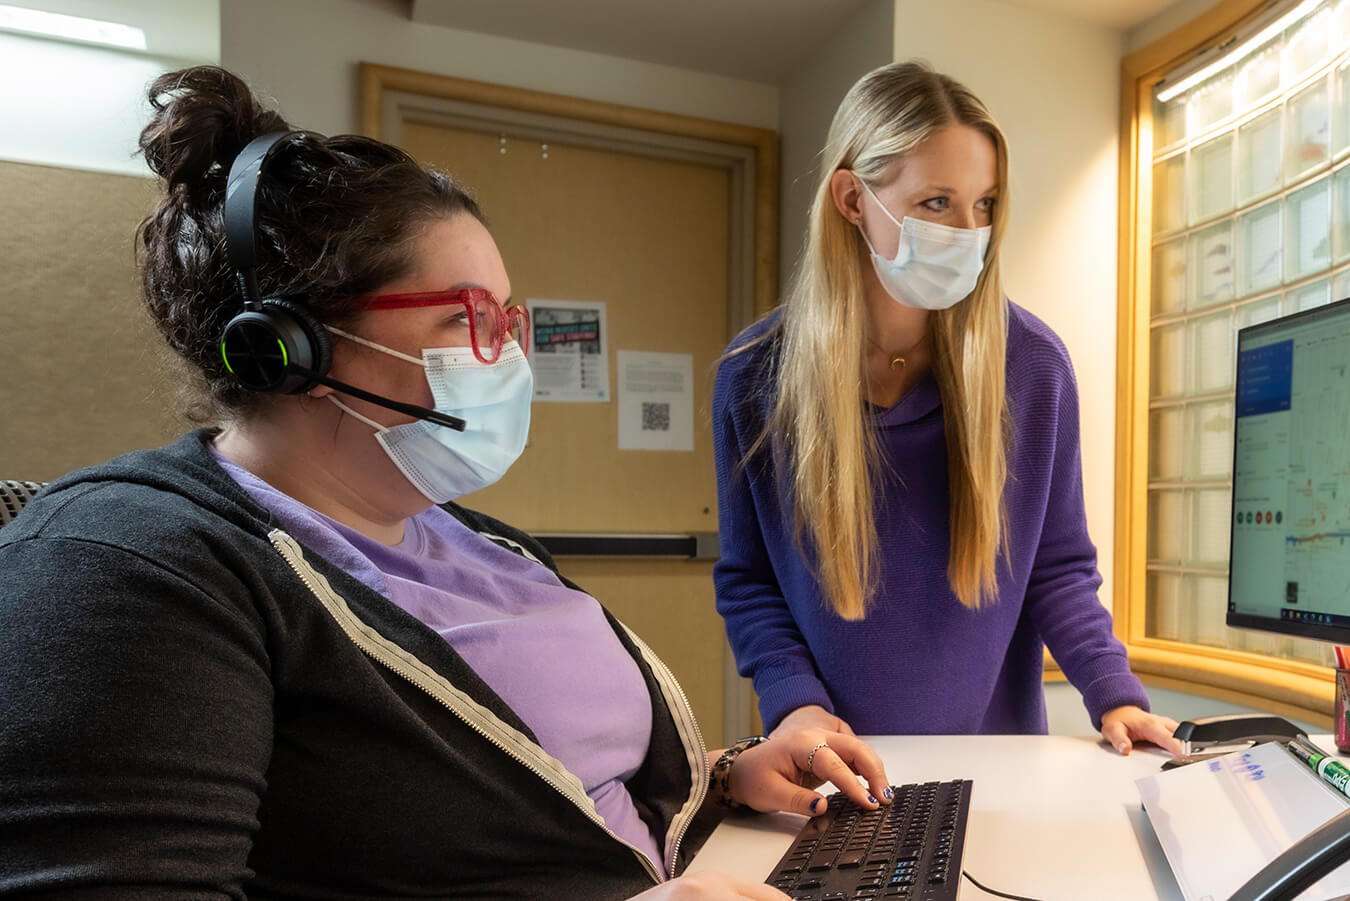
[764,779,972,900]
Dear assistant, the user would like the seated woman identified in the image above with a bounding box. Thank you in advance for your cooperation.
[0,66,890,900]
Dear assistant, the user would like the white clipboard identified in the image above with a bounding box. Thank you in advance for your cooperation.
[1137,741,1350,901]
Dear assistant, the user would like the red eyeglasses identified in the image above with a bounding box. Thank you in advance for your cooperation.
[363,287,531,365]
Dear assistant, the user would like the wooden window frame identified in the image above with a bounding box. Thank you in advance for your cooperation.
[1117,0,1335,728]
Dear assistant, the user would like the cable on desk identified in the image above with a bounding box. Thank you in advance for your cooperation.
[962,869,1044,901]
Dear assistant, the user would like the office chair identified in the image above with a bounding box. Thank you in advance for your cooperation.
[1,480,46,527]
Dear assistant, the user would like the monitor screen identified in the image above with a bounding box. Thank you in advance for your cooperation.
[1228,296,1350,643]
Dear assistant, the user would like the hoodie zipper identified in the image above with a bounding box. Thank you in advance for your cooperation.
[269,529,707,883]
[614,623,709,875]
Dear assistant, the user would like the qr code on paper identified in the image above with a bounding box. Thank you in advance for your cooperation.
[641,402,671,432]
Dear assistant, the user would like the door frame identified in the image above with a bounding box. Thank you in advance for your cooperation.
[358,60,777,744]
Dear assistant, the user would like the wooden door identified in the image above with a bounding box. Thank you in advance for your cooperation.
[401,121,735,746]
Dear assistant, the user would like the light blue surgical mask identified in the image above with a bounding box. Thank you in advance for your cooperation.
[857,180,991,311]
[326,327,532,503]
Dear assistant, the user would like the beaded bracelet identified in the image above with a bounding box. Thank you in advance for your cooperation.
[712,734,769,808]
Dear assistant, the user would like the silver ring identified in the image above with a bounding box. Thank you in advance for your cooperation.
[805,741,829,772]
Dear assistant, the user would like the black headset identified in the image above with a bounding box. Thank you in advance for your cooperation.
[219,131,464,430]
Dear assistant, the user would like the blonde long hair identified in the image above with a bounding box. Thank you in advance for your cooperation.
[751,61,1011,620]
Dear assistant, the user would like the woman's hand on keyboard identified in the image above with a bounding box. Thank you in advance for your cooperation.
[628,870,789,899]
[728,728,892,817]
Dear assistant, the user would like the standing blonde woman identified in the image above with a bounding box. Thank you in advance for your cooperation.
[713,61,1182,758]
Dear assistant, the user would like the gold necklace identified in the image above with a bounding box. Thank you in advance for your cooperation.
[866,331,927,370]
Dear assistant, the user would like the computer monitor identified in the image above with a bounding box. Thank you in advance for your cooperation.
[1228,295,1350,643]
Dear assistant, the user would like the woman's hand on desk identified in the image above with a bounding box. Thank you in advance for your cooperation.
[629,870,789,899]
[769,704,856,740]
[729,729,892,816]
[1100,705,1185,756]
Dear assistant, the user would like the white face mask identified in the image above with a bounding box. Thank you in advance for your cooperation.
[857,180,991,311]
[326,328,533,504]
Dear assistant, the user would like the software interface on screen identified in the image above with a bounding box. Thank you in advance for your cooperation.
[1230,301,1350,632]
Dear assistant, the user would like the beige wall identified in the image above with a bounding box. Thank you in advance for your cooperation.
[0,161,183,480]
[0,4,216,481]
[220,0,779,137]
[778,0,894,290]
[893,0,1124,611]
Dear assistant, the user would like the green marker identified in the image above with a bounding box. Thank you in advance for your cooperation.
[1323,757,1350,798]
[1287,737,1350,802]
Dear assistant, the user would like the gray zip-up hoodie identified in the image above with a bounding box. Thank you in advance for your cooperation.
[0,430,710,899]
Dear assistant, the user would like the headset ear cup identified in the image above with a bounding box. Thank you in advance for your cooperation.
[220,298,331,394]
[263,298,331,392]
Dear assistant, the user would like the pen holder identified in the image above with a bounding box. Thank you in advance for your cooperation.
[1337,668,1350,754]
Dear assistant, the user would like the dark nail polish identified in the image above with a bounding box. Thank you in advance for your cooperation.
[867,794,877,804]
[810,797,821,813]
[883,787,894,800]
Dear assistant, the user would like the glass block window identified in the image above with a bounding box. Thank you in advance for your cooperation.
[1147,0,1350,664]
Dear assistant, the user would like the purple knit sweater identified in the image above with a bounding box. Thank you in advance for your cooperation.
[712,302,1149,735]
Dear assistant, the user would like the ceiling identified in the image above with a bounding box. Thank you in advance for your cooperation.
[408,0,1193,83]
[409,0,878,82]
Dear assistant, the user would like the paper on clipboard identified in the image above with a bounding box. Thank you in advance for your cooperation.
[1137,741,1350,901]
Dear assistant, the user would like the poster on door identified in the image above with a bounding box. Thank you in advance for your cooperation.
[525,299,610,402]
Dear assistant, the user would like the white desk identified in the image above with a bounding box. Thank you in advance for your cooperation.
[687,734,1341,900]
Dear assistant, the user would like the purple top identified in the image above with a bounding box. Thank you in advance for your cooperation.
[712,302,1150,734]
[214,453,666,877]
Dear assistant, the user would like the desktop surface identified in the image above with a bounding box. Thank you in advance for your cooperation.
[688,734,1344,900]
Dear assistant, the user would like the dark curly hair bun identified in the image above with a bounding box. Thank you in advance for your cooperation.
[139,66,290,206]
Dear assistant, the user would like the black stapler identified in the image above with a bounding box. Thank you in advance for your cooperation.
[1161,713,1307,770]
